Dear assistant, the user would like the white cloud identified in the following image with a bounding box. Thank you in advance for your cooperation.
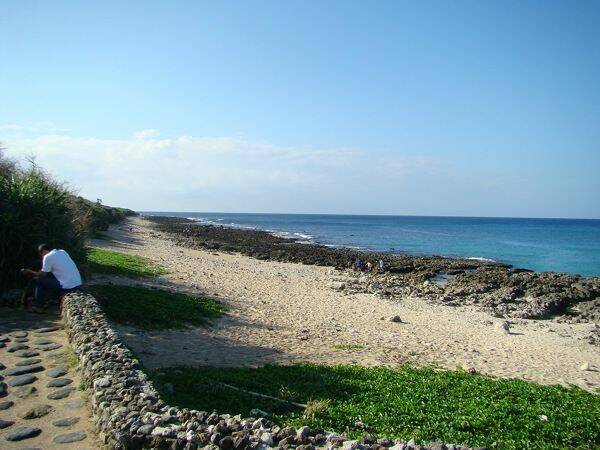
[3,131,443,213]
[133,129,160,140]
[0,122,71,136]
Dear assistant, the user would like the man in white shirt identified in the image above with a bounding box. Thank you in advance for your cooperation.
[21,244,82,312]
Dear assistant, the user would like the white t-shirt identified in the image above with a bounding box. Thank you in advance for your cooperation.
[41,249,82,289]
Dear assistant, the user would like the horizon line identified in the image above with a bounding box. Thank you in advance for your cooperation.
[136,210,600,221]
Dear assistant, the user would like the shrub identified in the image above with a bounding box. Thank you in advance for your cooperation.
[0,151,86,292]
[70,196,136,232]
[0,148,136,293]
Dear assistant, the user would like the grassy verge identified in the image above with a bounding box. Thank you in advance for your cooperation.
[148,364,600,449]
[88,284,226,329]
[86,247,167,278]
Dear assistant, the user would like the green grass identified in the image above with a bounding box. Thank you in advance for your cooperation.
[148,364,600,449]
[86,247,167,278]
[88,284,226,330]
[330,343,365,350]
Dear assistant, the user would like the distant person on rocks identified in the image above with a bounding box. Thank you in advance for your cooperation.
[355,258,365,272]
[366,261,373,271]
[21,244,82,313]
[378,259,385,273]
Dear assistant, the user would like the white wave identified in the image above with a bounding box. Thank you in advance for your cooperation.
[322,243,363,250]
[467,256,496,263]
[186,216,257,230]
[269,230,314,242]
[293,232,314,240]
[294,240,314,245]
[186,216,215,225]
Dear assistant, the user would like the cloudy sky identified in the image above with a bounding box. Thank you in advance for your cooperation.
[1,1,599,218]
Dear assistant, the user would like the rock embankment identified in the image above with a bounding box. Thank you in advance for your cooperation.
[145,216,600,324]
[62,290,474,449]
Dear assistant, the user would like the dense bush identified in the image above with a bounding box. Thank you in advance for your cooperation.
[71,196,137,232]
[0,148,135,293]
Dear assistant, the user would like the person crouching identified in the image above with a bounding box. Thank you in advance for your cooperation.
[20,244,82,313]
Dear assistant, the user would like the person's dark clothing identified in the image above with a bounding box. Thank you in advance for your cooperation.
[33,274,61,308]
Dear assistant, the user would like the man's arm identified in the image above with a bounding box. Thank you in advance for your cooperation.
[21,269,49,278]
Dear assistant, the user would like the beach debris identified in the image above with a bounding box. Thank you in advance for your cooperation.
[538,414,549,422]
[388,315,402,323]
[496,321,511,334]
[579,361,592,371]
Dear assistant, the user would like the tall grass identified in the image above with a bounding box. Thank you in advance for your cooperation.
[0,148,135,292]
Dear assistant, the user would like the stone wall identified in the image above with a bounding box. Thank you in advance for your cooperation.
[62,291,471,450]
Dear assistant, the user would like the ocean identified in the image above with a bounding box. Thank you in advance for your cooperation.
[141,212,600,276]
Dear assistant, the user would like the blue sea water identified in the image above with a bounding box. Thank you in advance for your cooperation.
[142,212,600,276]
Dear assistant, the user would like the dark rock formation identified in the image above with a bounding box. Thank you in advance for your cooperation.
[145,216,600,323]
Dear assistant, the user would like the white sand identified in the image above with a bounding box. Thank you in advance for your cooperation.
[92,217,600,393]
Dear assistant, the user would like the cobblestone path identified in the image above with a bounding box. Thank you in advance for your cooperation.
[0,309,99,449]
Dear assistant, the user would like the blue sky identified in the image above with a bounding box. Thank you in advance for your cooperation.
[1,1,599,218]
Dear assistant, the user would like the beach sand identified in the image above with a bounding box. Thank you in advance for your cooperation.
[91,217,600,393]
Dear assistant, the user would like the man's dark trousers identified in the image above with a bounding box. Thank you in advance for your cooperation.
[33,274,61,308]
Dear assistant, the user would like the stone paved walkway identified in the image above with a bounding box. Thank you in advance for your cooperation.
[0,308,99,449]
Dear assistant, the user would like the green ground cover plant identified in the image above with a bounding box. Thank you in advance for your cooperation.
[88,284,226,329]
[149,364,600,449]
[86,247,167,278]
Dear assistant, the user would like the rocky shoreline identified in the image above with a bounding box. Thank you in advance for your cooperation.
[145,216,600,326]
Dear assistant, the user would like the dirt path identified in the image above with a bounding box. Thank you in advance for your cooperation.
[93,217,599,392]
[0,310,99,449]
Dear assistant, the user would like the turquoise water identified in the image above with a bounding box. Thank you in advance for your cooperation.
[143,212,600,276]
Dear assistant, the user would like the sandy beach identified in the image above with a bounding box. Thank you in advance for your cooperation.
[91,217,600,393]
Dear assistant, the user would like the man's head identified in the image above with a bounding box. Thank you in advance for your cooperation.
[37,243,52,257]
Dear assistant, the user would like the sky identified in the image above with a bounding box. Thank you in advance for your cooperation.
[1,1,599,218]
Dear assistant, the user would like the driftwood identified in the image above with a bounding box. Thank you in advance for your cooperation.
[217,382,307,408]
